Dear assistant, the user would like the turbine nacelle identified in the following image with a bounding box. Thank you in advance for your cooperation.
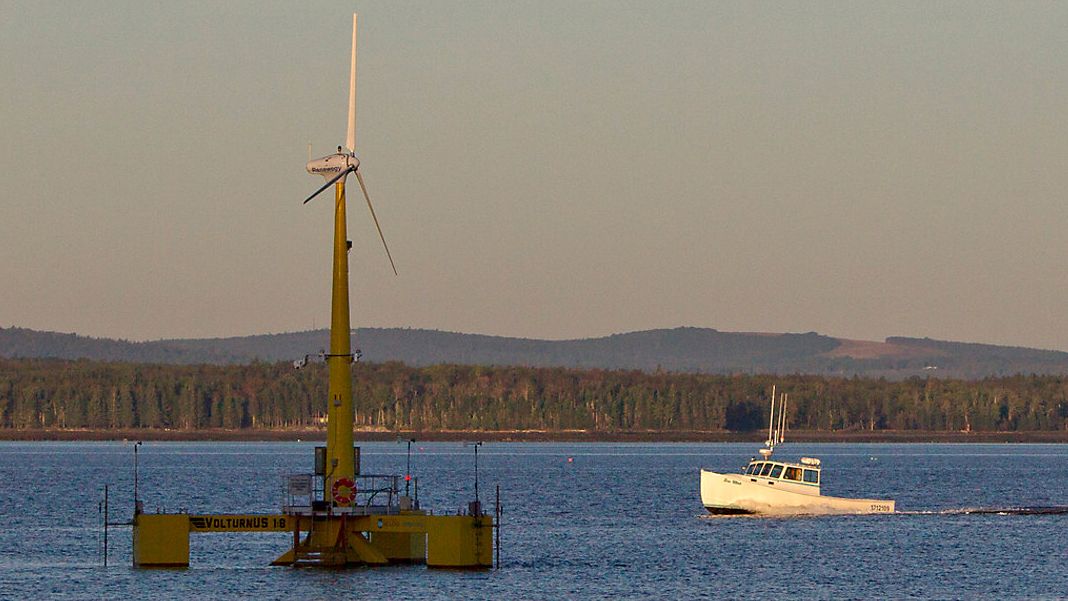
[306,149,359,181]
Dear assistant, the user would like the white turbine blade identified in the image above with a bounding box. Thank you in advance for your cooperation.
[345,13,358,154]
[355,170,398,275]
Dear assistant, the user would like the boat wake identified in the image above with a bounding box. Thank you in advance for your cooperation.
[899,506,1068,516]
[698,506,1068,520]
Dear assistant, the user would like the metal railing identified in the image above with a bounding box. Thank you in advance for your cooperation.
[282,473,419,515]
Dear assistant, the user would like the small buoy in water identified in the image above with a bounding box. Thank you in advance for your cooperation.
[567,457,574,463]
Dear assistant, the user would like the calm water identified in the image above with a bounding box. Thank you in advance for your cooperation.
[1,441,1066,599]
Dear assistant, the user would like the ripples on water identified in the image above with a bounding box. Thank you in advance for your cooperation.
[1,441,1066,599]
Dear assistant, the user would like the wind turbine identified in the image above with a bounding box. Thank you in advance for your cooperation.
[304,13,397,276]
[300,13,394,508]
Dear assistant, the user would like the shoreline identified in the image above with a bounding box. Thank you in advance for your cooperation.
[2,428,1067,443]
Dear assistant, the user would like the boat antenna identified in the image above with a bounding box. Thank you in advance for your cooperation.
[777,394,786,446]
[778,393,787,444]
[766,384,777,449]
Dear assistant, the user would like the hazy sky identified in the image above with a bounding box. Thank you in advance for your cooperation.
[3,1,1067,350]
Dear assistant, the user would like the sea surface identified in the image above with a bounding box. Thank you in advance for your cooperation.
[1,441,1066,599]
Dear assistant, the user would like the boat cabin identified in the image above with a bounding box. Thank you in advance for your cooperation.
[743,458,821,487]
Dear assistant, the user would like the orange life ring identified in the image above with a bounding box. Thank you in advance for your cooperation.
[331,477,356,505]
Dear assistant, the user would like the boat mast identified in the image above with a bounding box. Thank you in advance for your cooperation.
[766,384,776,449]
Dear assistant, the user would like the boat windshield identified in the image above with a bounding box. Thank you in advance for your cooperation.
[759,463,774,477]
[745,463,759,475]
[769,464,784,478]
[783,466,802,481]
[803,469,819,484]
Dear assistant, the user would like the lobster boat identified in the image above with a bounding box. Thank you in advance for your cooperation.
[700,387,895,516]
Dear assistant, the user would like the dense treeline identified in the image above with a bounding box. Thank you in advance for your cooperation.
[2,358,1068,432]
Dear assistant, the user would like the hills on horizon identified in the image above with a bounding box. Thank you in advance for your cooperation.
[4,325,1068,380]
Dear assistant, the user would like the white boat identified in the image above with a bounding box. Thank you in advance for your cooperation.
[700,386,895,516]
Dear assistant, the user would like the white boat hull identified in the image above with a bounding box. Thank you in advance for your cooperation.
[700,469,895,516]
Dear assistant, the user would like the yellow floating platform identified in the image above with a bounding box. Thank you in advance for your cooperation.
[133,510,494,569]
